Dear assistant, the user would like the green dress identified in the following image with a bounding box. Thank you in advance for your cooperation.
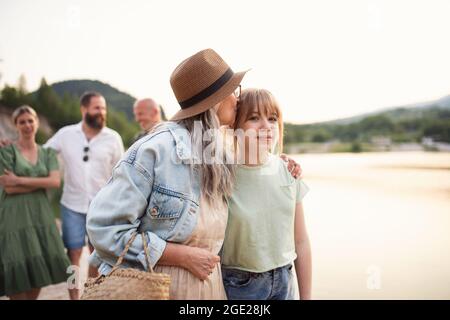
[0,144,70,296]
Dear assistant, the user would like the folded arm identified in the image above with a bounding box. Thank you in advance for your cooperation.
[1,169,60,189]
[16,170,61,189]
[4,186,39,195]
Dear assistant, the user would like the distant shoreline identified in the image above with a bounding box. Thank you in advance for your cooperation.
[285,141,450,154]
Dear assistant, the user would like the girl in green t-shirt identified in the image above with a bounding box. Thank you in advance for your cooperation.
[221,88,312,300]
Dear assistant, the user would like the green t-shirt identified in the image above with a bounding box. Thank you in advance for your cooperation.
[222,154,309,272]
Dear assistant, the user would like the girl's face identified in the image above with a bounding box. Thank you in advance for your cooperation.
[16,112,38,139]
[216,94,238,127]
[237,108,279,154]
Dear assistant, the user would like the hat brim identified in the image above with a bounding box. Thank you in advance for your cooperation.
[170,70,249,121]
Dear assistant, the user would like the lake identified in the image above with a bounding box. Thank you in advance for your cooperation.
[296,151,450,299]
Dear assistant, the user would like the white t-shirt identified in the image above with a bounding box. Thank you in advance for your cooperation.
[45,122,124,213]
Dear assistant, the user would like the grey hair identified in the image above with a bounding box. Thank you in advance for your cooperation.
[178,108,235,208]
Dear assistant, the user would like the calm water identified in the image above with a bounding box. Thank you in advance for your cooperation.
[296,151,450,299]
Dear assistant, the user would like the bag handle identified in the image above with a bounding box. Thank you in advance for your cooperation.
[92,231,154,284]
[113,231,154,273]
[141,232,154,273]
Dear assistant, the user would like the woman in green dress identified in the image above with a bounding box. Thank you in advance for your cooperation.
[0,105,70,300]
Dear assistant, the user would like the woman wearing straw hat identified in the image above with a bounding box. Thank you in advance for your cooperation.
[86,49,301,299]
[87,49,248,299]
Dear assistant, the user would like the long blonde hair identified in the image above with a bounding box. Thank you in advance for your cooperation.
[178,108,235,207]
[233,88,284,154]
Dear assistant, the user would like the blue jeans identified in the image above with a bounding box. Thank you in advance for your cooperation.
[222,264,296,300]
[61,204,88,249]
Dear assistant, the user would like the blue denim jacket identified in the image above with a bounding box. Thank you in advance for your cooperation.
[86,122,201,275]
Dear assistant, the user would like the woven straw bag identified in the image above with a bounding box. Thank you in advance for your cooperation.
[81,232,171,300]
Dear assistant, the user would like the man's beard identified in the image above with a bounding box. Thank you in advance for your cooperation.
[85,113,105,129]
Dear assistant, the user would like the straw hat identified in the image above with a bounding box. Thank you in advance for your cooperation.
[170,49,248,121]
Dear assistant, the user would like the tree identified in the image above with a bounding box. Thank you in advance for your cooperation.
[423,121,450,142]
[0,85,30,109]
[107,110,140,147]
[351,142,362,153]
[59,92,81,127]
[159,104,168,121]
[17,74,27,94]
[34,78,64,127]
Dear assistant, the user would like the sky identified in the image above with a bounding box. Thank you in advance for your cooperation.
[1,0,450,124]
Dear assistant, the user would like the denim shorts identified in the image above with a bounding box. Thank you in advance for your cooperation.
[61,204,88,250]
[222,264,296,300]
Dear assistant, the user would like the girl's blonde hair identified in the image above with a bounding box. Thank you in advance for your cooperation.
[178,108,235,207]
[233,88,284,153]
[12,105,38,124]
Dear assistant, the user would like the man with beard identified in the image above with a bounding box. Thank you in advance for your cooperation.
[45,91,124,300]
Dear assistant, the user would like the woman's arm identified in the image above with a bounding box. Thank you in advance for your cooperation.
[4,186,39,194]
[294,202,312,300]
[1,169,60,189]
[157,243,220,280]
[17,170,60,189]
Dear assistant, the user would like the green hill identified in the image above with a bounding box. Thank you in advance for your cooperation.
[1,78,143,147]
[285,95,450,148]
[50,79,167,121]
[318,95,450,126]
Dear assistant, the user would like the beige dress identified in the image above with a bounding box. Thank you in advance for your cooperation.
[154,196,228,300]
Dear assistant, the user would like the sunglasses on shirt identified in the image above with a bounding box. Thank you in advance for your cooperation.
[83,146,89,162]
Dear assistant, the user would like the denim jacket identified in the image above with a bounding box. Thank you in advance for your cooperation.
[86,122,201,275]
